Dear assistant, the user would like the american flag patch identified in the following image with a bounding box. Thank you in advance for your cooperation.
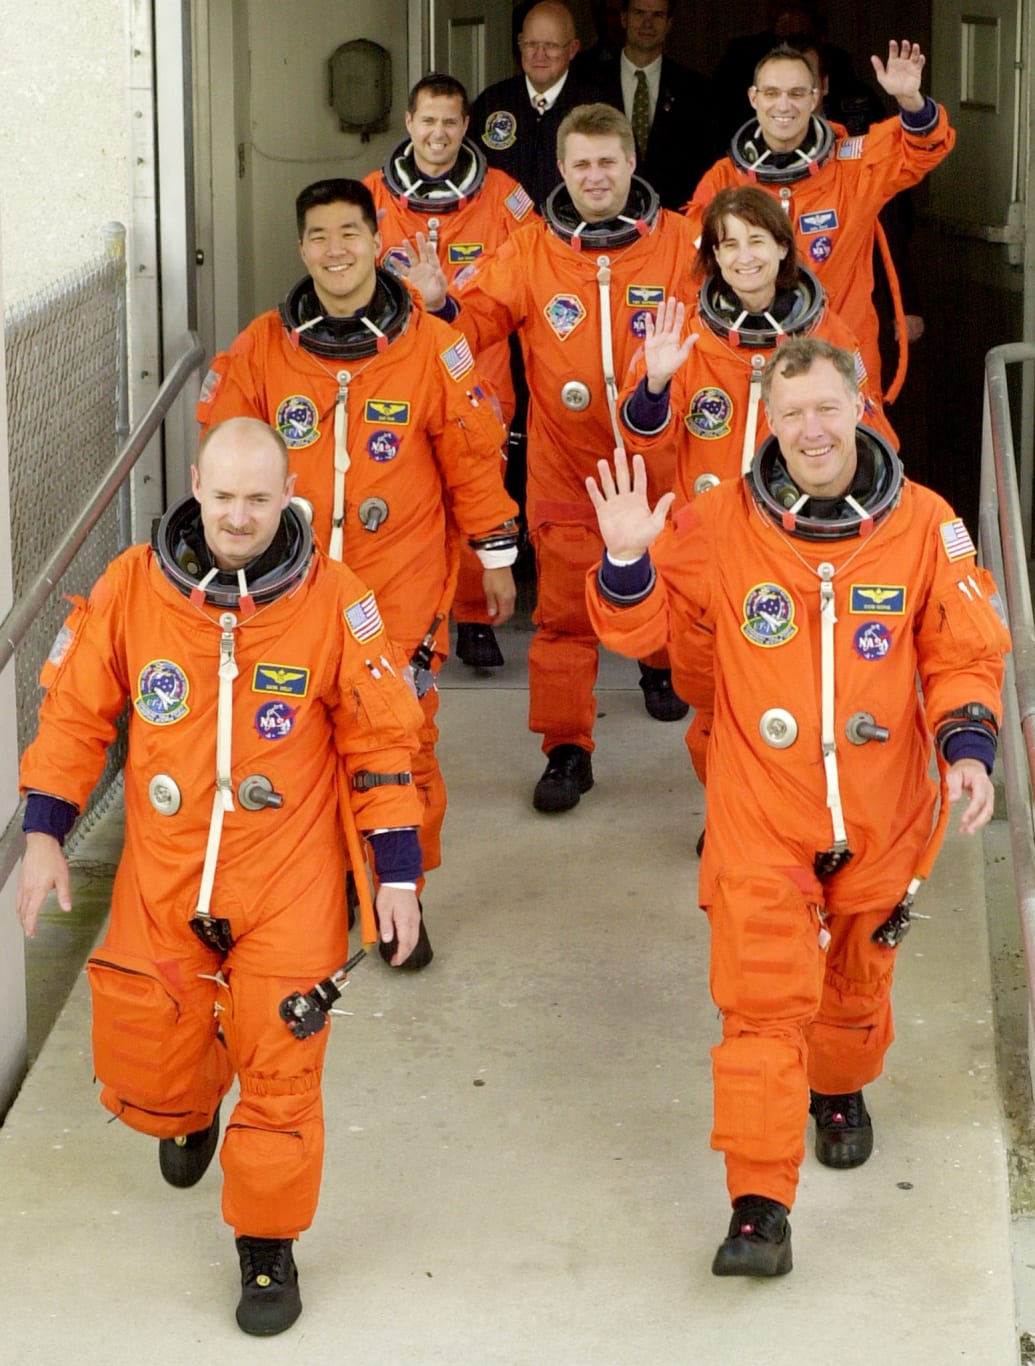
[854,351,867,385]
[344,593,384,643]
[837,136,864,159]
[441,336,475,381]
[940,518,976,562]
[505,184,534,220]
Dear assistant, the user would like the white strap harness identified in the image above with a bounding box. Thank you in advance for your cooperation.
[817,563,849,854]
[330,369,352,561]
[740,356,768,474]
[595,255,626,454]
[328,321,389,563]
[196,610,240,920]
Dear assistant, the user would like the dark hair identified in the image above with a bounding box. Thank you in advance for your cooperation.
[295,179,377,238]
[408,73,470,118]
[695,185,798,289]
[620,0,675,14]
[760,336,859,405]
[752,44,817,89]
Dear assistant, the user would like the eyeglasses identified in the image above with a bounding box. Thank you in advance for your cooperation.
[518,40,568,55]
[755,85,815,101]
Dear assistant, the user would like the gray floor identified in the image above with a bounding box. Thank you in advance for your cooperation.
[0,615,1028,1364]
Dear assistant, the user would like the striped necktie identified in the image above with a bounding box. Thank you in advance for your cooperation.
[632,69,650,159]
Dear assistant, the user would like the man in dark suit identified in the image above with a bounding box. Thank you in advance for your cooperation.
[599,0,717,211]
[469,0,603,211]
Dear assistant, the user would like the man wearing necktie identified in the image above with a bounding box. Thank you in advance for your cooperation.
[600,0,717,211]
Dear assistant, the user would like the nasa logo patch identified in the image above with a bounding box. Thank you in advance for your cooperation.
[686,386,733,439]
[276,395,320,448]
[630,308,654,338]
[482,110,517,150]
[853,621,892,661]
[367,429,401,462]
[809,235,833,264]
[254,699,297,740]
[544,294,587,340]
[741,583,798,647]
[135,659,190,725]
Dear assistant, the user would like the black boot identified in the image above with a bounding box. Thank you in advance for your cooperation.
[158,1103,221,1188]
[378,902,434,970]
[455,622,505,668]
[810,1089,874,1168]
[235,1236,302,1335]
[532,744,593,813]
[637,663,690,721]
[712,1195,793,1277]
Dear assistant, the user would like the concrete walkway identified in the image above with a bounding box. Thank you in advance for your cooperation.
[0,619,1022,1364]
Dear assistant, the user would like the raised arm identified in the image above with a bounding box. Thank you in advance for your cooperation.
[586,449,675,562]
[871,40,927,114]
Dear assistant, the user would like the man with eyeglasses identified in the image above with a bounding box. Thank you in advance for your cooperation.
[686,40,954,393]
[469,0,603,211]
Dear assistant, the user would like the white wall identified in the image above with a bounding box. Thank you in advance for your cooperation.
[242,0,415,317]
[0,221,28,1114]
[0,2,131,306]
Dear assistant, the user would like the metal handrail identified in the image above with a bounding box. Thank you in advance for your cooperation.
[979,342,1035,1093]
[0,332,205,890]
[0,332,205,674]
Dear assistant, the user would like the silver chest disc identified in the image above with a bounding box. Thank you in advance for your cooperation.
[561,380,591,411]
[759,708,798,749]
[148,774,182,815]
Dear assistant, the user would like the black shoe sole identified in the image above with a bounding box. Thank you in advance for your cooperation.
[642,692,691,722]
[532,771,594,813]
[712,1231,793,1277]
[815,1126,874,1168]
[455,625,505,669]
[159,1105,221,1188]
[379,916,434,970]
[236,1283,302,1336]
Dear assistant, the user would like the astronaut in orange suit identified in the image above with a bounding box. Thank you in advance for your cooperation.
[365,72,535,671]
[197,179,519,953]
[16,419,426,1334]
[620,184,898,780]
[586,338,1008,1277]
[404,102,700,813]
[686,40,954,393]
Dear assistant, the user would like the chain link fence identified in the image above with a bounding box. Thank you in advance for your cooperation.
[5,246,127,833]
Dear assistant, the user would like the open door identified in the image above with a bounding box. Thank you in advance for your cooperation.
[430,0,515,99]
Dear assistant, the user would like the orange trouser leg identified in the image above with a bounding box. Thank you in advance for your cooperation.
[451,542,492,625]
[528,523,600,752]
[708,866,827,1210]
[219,970,331,1240]
[87,935,234,1139]
[806,907,897,1095]
[684,709,712,785]
[414,685,446,872]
